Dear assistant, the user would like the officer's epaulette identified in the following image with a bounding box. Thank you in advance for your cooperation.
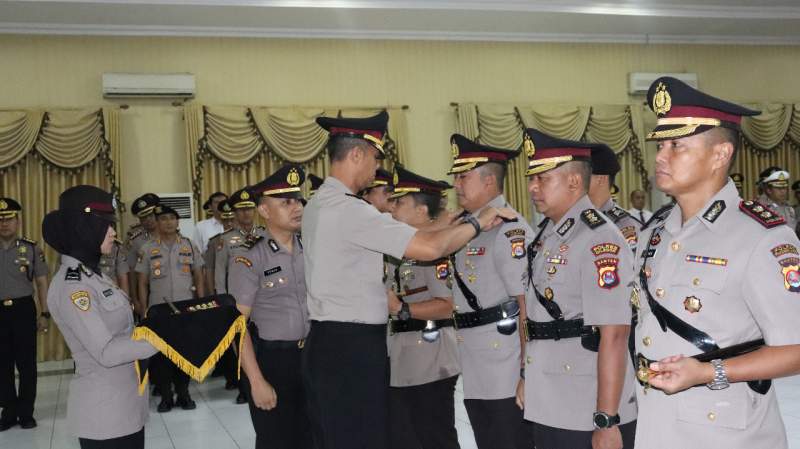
[20,236,37,246]
[345,193,371,205]
[642,203,675,230]
[126,223,142,237]
[128,229,143,241]
[64,266,82,282]
[242,235,265,250]
[605,206,629,223]
[256,225,266,230]
[739,200,786,229]
[580,209,606,229]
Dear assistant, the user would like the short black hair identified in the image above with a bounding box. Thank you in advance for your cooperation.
[409,192,443,220]
[477,162,506,192]
[705,127,739,168]
[328,136,370,162]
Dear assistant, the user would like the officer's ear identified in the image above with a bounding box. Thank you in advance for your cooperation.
[256,200,270,221]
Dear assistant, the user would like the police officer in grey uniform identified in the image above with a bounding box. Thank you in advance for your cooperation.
[229,164,311,449]
[135,204,205,412]
[757,167,797,231]
[0,197,49,431]
[633,77,800,449]
[386,167,461,449]
[446,134,532,449]
[125,193,159,315]
[57,237,129,300]
[587,144,642,252]
[360,168,395,213]
[43,185,157,449]
[215,188,267,294]
[204,199,236,297]
[302,111,513,449]
[520,128,636,449]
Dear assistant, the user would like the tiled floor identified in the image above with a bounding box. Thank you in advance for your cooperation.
[3,361,800,448]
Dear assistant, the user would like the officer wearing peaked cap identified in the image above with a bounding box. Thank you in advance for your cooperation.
[385,166,461,449]
[360,167,395,213]
[229,164,311,449]
[587,142,642,252]
[302,111,513,449]
[757,167,796,231]
[447,133,533,449]
[0,197,49,431]
[632,76,800,449]
[521,128,637,449]
[204,199,236,296]
[214,188,268,295]
[126,193,160,315]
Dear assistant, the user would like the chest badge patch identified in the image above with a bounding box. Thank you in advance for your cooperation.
[595,258,620,289]
[71,291,91,311]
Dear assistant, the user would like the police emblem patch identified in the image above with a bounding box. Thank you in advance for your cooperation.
[71,291,91,311]
[595,258,620,289]
[780,258,800,293]
[511,238,526,259]
[435,261,450,280]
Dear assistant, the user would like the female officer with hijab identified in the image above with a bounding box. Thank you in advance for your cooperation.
[43,185,158,449]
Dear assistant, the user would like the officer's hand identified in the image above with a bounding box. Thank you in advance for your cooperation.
[648,354,713,394]
[37,316,49,333]
[436,209,462,228]
[592,426,622,449]
[251,377,278,410]
[387,290,402,315]
[476,206,517,231]
[515,378,524,410]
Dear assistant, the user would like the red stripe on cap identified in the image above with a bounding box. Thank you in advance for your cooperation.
[665,106,742,125]
[86,202,114,213]
[329,127,384,140]
[531,147,591,160]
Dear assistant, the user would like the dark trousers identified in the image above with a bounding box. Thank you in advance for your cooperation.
[389,375,460,449]
[302,321,388,449]
[243,339,312,449]
[0,296,37,420]
[464,397,531,449]
[531,420,636,449]
[150,353,189,399]
[79,427,144,449]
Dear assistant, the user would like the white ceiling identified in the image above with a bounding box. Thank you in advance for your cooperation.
[1,0,799,44]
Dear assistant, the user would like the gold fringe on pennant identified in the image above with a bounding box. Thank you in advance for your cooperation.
[134,359,150,396]
[131,315,248,383]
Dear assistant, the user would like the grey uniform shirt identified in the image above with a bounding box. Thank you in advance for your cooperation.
[758,194,798,231]
[524,195,636,430]
[0,238,47,298]
[135,236,203,307]
[387,258,460,387]
[634,181,800,449]
[451,194,533,400]
[228,231,309,341]
[214,227,268,294]
[125,229,153,272]
[303,176,416,324]
[203,232,224,273]
[48,255,157,439]
[601,198,642,253]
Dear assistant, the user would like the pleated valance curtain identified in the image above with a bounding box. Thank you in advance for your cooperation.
[185,104,409,209]
[455,103,649,221]
[0,107,121,361]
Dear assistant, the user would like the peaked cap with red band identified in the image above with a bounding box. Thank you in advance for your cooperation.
[252,164,306,199]
[523,128,600,176]
[448,134,519,175]
[646,76,759,141]
[391,166,451,199]
[59,185,117,222]
[316,110,389,159]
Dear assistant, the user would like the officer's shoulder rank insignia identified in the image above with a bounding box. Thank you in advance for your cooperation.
[580,209,606,229]
[234,256,253,268]
[595,257,620,289]
[772,244,799,258]
[702,200,726,223]
[779,257,800,292]
[739,200,785,228]
[65,267,82,282]
[556,218,575,236]
[71,291,91,311]
[510,238,526,259]
[20,236,37,245]
[435,259,450,280]
[606,207,628,223]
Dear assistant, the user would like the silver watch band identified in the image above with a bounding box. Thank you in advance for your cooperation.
[707,358,730,390]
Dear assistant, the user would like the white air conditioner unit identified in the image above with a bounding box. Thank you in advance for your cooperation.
[628,72,698,95]
[102,73,196,98]
[156,193,198,242]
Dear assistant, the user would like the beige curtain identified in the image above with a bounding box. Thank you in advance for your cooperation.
[185,105,409,210]
[0,108,121,361]
[455,103,649,220]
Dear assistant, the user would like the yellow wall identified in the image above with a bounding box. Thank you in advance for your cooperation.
[2,35,800,220]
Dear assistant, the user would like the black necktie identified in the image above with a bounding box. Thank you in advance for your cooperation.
[639,210,645,223]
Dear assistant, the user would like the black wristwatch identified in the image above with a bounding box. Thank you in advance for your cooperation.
[398,301,411,321]
[592,411,620,429]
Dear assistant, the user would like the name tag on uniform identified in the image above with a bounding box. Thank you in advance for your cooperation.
[103,289,114,297]
[264,266,282,276]
[642,249,656,259]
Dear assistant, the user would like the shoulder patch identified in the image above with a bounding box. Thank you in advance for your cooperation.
[591,243,620,256]
[435,259,450,280]
[702,200,726,223]
[510,238,526,259]
[606,206,628,223]
[234,256,253,267]
[556,218,575,236]
[780,257,800,292]
[71,291,91,311]
[739,200,786,228]
[504,228,526,238]
[580,209,606,229]
[65,267,82,282]
[772,244,799,258]
[621,226,638,247]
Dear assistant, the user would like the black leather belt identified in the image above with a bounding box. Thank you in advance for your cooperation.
[1,295,32,307]
[453,299,519,329]
[256,338,305,350]
[390,318,454,334]
[524,318,590,341]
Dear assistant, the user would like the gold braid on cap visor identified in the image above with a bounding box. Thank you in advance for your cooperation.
[448,157,489,174]
[261,187,301,196]
[525,156,575,176]
[646,117,722,141]
[362,134,385,153]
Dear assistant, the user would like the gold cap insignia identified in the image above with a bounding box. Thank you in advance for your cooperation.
[393,171,399,186]
[779,172,787,181]
[287,168,300,186]
[0,200,6,210]
[451,142,459,159]
[653,82,672,116]
[524,134,535,158]
[241,191,250,200]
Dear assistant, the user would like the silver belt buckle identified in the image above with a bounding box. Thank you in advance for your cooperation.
[421,320,440,343]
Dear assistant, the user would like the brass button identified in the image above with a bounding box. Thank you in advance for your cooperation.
[707,412,716,421]
[563,364,571,372]
[671,241,681,251]
[643,336,652,346]
[656,288,665,298]
[692,277,701,286]
[526,356,532,364]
